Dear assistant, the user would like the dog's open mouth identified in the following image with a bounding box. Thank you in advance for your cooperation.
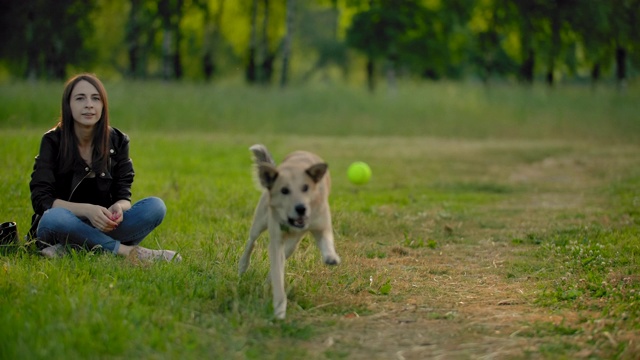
[287,217,307,229]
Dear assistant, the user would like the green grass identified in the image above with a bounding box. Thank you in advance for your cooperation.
[506,172,640,357]
[1,80,639,141]
[1,81,640,358]
[513,172,640,318]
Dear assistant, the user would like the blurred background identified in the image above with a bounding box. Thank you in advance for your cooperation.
[0,0,639,89]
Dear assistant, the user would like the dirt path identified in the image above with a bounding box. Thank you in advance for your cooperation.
[305,245,558,359]
[302,143,640,359]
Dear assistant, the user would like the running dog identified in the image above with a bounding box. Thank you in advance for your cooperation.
[238,144,341,319]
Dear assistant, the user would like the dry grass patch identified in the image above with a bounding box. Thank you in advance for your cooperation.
[277,138,640,359]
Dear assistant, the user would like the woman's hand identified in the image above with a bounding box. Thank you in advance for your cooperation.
[108,202,125,226]
[84,204,119,232]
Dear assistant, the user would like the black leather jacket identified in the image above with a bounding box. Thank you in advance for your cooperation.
[29,126,135,216]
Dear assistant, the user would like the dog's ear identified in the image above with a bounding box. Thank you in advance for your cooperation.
[257,162,279,190]
[306,163,328,183]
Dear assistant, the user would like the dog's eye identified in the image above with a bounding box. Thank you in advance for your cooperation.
[281,187,290,195]
[301,184,309,192]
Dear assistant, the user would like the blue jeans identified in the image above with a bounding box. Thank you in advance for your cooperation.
[37,197,166,254]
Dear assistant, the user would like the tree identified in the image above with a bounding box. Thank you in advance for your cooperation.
[280,0,295,87]
[0,0,97,80]
[509,0,540,84]
[346,0,433,91]
[299,1,349,83]
[246,0,277,85]
[1,0,638,84]
[610,0,640,89]
[508,0,578,86]
[198,0,226,81]
[126,0,158,79]
[468,0,518,84]
[158,0,185,80]
[259,0,277,84]
[566,0,612,85]
[246,0,259,83]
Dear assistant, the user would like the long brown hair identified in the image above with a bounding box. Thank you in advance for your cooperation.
[57,73,110,173]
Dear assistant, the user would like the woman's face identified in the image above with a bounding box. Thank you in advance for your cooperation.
[69,80,103,129]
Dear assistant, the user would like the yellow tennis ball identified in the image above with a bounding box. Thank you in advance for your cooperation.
[347,161,372,185]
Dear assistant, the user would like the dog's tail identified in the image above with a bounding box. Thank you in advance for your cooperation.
[249,144,275,165]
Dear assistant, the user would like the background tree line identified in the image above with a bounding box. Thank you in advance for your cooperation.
[1,0,639,90]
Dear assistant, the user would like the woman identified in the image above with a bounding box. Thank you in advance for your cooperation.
[29,73,181,262]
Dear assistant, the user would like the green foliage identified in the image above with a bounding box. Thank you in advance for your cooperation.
[346,0,428,59]
[0,0,98,79]
[1,0,639,84]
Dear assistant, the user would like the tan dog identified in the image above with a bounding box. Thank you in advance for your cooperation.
[238,144,341,319]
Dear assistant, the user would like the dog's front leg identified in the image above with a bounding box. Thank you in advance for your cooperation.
[312,227,341,266]
[239,195,269,276]
[268,227,287,319]
[238,220,267,276]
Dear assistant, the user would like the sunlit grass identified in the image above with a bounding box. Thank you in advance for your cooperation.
[1,81,640,358]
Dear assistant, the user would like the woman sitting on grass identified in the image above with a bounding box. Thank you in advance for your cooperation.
[29,73,181,262]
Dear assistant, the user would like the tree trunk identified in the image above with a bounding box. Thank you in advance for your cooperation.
[162,29,173,80]
[173,43,182,79]
[259,0,274,84]
[520,49,534,84]
[126,0,142,79]
[280,0,294,87]
[246,0,258,83]
[173,0,183,79]
[546,4,560,87]
[25,5,38,80]
[202,0,225,81]
[590,62,600,87]
[366,57,375,92]
[202,2,214,81]
[46,35,66,80]
[159,0,183,80]
[616,46,627,89]
[173,0,183,80]
[517,0,535,85]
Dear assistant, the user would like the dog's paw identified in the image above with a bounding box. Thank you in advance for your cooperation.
[273,311,286,320]
[324,254,341,266]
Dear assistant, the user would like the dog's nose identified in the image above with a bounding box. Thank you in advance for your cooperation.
[295,204,306,216]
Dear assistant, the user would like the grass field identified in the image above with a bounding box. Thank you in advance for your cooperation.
[1,81,639,359]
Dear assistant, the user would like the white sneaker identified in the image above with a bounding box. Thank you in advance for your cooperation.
[130,246,182,262]
[41,244,67,258]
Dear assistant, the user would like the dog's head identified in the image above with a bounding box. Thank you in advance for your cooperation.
[257,161,328,231]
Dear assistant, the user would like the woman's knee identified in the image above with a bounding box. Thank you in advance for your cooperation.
[37,208,78,238]
[137,197,166,222]
[38,208,75,230]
